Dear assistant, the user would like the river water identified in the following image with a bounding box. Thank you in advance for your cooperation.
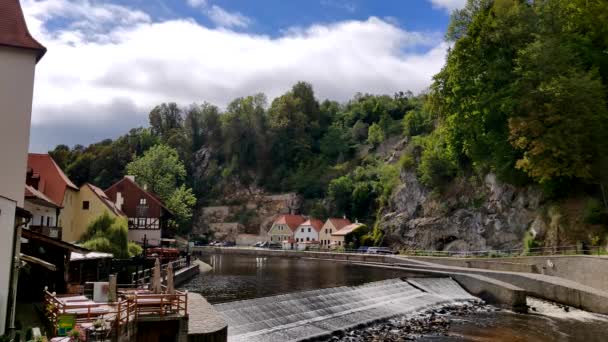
[180,254,608,341]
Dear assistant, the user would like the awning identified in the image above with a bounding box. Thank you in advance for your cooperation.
[20,253,56,271]
[21,228,90,253]
[71,251,113,261]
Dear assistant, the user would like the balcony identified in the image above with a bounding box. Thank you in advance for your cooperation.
[29,225,62,240]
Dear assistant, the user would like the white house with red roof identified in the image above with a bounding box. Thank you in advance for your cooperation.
[294,218,324,250]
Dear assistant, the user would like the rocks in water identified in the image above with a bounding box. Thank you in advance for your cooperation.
[322,302,494,342]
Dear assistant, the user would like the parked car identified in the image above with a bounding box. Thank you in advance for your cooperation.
[367,247,395,255]
[357,246,369,253]
[268,242,281,249]
[254,241,264,248]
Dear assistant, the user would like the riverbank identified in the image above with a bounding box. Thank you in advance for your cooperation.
[322,298,608,342]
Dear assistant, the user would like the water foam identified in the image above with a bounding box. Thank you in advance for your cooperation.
[213,277,479,342]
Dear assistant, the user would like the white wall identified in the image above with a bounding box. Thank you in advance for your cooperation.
[0,47,37,207]
[0,197,17,334]
[23,201,57,228]
[0,46,38,335]
[294,225,319,242]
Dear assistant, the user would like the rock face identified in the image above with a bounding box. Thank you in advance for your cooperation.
[193,190,303,241]
[378,171,545,252]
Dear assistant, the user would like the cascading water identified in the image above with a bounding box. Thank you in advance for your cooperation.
[213,277,479,342]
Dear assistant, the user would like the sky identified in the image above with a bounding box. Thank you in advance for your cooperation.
[22,0,467,152]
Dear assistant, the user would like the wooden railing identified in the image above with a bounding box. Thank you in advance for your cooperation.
[44,289,188,337]
[29,225,62,239]
[130,257,188,285]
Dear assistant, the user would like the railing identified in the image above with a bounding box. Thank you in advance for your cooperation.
[44,288,188,337]
[29,225,62,239]
[196,244,607,258]
[399,245,607,258]
[130,257,188,285]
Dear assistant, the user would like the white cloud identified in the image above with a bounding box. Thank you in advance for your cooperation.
[206,5,251,28]
[428,0,467,13]
[185,0,251,29]
[187,0,207,8]
[22,0,448,151]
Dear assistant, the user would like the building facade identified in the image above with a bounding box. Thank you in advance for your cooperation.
[27,154,80,242]
[294,219,323,243]
[0,0,46,333]
[330,223,365,248]
[319,218,351,248]
[268,214,305,243]
[72,183,126,239]
[24,185,61,239]
[105,176,173,246]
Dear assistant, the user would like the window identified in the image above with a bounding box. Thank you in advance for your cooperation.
[325,229,328,234]
[82,201,90,210]
[301,228,304,232]
[139,198,147,205]
[46,216,51,226]
[306,237,310,241]
[330,229,332,233]
[308,228,311,233]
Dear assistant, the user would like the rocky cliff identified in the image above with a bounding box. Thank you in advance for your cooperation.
[378,170,547,252]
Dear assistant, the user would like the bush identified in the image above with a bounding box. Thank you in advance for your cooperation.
[80,213,138,258]
[367,123,385,147]
[399,153,415,170]
[523,231,539,255]
[584,198,605,225]
[402,109,433,136]
[416,132,457,189]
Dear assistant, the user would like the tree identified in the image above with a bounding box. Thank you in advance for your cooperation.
[328,176,354,217]
[80,212,141,258]
[149,103,183,140]
[367,123,385,147]
[126,145,195,230]
[126,144,186,200]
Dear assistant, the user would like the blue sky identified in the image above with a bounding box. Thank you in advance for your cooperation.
[21,0,465,152]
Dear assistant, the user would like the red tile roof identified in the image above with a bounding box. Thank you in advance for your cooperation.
[326,218,351,230]
[331,223,365,237]
[85,183,126,217]
[104,176,173,216]
[299,219,324,232]
[27,154,78,207]
[273,214,306,231]
[0,0,46,61]
[24,185,60,208]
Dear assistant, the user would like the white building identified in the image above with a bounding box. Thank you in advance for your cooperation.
[294,219,324,246]
[0,0,46,334]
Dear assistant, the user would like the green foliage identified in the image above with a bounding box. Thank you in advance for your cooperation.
[367,123,385,147]
[584,198,605,225]
[126,144,186,199]
[416,131,458,189]
[344,224,369,248]
[327,176,354,217]
[402,109,433,136]
[80,213,138,258]
[523,231,540,255]
[399,153,415,170]
[127,145,195,230]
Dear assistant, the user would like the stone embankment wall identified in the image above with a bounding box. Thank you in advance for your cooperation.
[414,255,608,292]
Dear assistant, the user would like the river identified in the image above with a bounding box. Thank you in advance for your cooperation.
[180,254,608,341]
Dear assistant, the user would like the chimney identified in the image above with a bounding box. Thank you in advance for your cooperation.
[125,175,135,182]
[343,214,346,219]
[143,184,148,191]
[116,192,124,210]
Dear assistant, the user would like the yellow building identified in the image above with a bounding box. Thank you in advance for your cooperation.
[70,183,126,242]
[330,223,365,249]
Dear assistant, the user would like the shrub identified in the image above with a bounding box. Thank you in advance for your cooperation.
[523,231,539,255]
[416,132,458,189]
[402,109,432,136]
[367,123,385,147]
[584,198,604,225]
[399,153,415,170]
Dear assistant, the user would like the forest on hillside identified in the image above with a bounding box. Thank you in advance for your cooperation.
[51,0,608,236]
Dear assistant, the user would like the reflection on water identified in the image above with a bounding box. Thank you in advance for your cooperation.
[424,309,608,342]
[179,254,403,303]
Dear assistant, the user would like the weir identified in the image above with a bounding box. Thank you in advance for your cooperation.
[214,277,478,342]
